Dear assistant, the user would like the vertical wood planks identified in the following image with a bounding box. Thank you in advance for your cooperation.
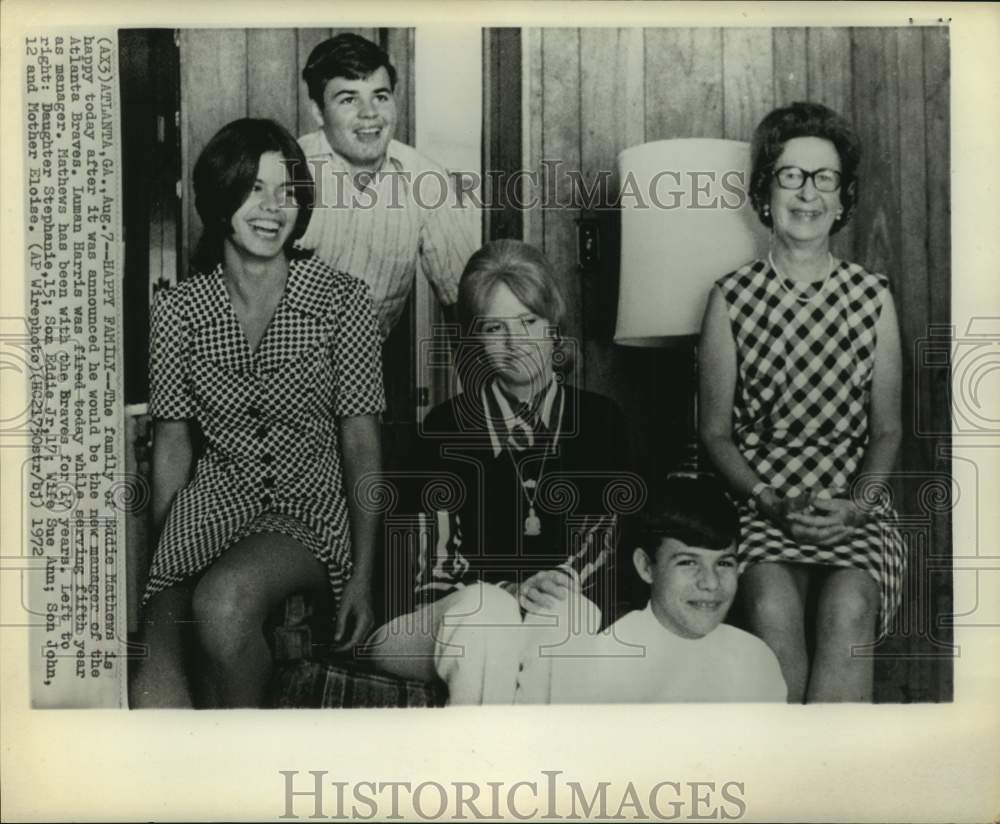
[806,27,854,260]
[852,29,902,282]
[885,28,931,697]
[581,28,645,166]
[384,28,415,145]
[296,28,333,137]
[247,29,298,133]
[922,24,952,703]
[644,28,723,141]
[773,28,807,105]
[897,28,931,468]
[522,27,544,246]
[923,27,950,330]
[483,28,523,241]
[806,27,852,114]
[180,29,248,273]
[722,28,774,141]
[579,28,644,398]
[540,28,583,369]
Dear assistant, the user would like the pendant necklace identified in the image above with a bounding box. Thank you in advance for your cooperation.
[769,251,835,304]
[505,387,564,537]
[511,449,549,537]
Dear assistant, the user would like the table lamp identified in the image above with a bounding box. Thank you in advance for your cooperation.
[614,138,768,469]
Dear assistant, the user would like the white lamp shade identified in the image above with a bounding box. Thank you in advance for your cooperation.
[614,138,769,345]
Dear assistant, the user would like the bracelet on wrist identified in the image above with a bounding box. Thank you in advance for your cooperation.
[750,482,779,518]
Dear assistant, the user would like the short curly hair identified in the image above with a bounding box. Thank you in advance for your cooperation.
[748,101,862,235]
[302,33,397,106]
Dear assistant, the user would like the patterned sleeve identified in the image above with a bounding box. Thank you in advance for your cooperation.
[333,277,386,417]
[148,288,195,420]
[416,171,478,308]
[558,514,617,592]
[413,510,470,602]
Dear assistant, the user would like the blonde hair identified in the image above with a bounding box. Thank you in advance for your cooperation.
[457,240,566,333]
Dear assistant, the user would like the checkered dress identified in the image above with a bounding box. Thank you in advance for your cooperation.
[718,259,906,637]
[145,257,385,604]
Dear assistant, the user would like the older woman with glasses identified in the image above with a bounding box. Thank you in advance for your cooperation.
[699,101,905,702]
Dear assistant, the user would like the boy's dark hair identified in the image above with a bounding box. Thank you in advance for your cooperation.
[637,475,739,554]
[302,33,398,106]
[191,118,314,272]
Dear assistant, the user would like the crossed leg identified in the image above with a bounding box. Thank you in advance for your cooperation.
[191,531,332,708]
[130,579,197,708]
[132,531,331,708]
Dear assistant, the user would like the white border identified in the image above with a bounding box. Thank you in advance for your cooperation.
[2,2,998,821]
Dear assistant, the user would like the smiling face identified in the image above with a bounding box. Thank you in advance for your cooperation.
[634,538,738,639]
[478,281,556,399]
[769,136,843,248]
[227,151,299,262]
[311,67,397,172]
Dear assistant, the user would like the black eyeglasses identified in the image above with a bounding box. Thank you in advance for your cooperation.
[773,166,842,193]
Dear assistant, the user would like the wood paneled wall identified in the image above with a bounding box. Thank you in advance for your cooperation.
[518,26,951,701]
[178,28,414,274]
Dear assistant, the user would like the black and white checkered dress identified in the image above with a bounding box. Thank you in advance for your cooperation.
[718,259,906,638]
[145,256,385,604]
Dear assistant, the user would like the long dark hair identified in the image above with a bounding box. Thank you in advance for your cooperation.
[191,118,314,272]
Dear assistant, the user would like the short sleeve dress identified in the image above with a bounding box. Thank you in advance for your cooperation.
[144,256,385,604]
[717,259,907,638]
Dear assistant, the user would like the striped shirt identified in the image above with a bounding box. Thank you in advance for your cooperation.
[297,131,477,338]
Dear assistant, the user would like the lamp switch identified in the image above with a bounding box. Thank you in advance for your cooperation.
[577,219,600,267]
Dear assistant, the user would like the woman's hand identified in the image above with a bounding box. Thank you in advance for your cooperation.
[757,488,857,546]
[517,569,577,615]
[333,574,375,651]
[785,495,865,546]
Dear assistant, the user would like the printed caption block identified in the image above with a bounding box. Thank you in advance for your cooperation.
[22,31,127,708]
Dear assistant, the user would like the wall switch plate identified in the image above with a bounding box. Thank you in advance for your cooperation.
[577,218,600,267]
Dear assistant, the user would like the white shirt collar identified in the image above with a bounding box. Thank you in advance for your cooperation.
[481,376,562,458]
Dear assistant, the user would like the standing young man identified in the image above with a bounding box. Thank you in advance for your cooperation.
[299,33,475,339]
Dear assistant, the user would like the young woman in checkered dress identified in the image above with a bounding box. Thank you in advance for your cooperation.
[699,102,905,702]
[131,119,384,707]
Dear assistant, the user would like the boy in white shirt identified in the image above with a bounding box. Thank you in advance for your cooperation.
[551,476,787,703]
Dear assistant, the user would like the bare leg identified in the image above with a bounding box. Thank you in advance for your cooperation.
[130,581,196,708]
[808,567,879,703]
[737,563,811,703]
[191,532,331,708]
